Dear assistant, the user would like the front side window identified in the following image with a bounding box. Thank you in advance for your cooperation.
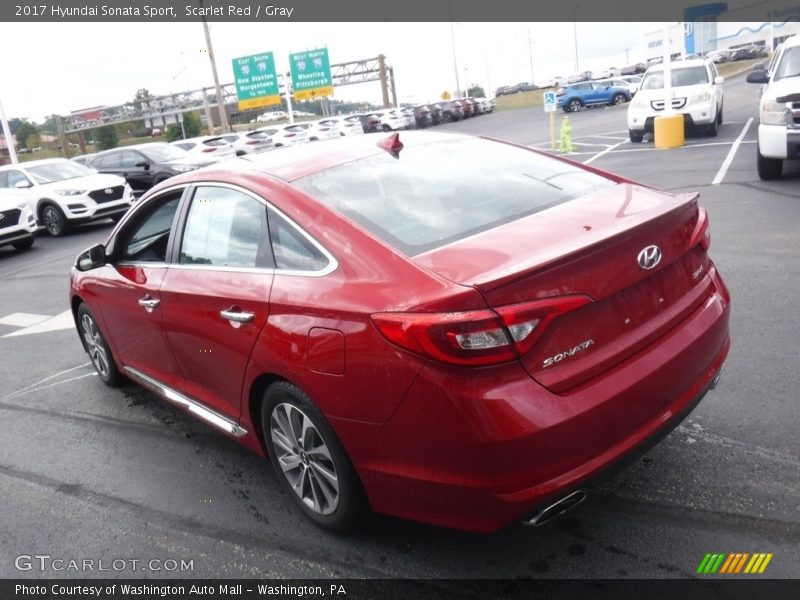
[122,192,182,262]
[180,186,272,269]
[0,170,31,188]
[775,46,800,80]
[95,152,122,169]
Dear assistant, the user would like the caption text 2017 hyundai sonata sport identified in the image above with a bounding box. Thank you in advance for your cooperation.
[70,132,730,533]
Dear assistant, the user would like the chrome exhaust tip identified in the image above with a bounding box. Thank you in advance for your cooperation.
[525,490,588,527]
[710,365,724,390]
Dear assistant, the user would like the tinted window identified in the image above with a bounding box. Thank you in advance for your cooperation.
[180,187,272,269]
[94,152,122,169]
[0,170,31,188]
[775,46,800,80]
[123,194,181,262]
[121,151,144,168]
[294,138,614,256]
[268,208,329,272]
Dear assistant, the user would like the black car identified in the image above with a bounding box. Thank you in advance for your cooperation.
[428,103,443,125]
[89,143,213,197]
[439,100,464,122]
[621,63,647,75]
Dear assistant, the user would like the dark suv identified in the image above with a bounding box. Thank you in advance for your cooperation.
[89,143,213,197]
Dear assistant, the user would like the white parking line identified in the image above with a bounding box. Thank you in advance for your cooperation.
[712,118,754,185]
[584,140,629,165]
[0,362,92,401]
[3,373,97,399]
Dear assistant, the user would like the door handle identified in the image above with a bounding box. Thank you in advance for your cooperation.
[220,309,254,324]
[138,297,160,313]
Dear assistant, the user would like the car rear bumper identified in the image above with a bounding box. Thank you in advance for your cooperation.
[336,267,731,532]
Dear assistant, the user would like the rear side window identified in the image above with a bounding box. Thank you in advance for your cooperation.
[294,138,614,256]
[268,208,329,272]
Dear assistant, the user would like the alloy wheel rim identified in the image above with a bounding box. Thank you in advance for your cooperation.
[270,402,339,515]
[43,207,61,235]
[81,314,109,377]
[570,100,581,111]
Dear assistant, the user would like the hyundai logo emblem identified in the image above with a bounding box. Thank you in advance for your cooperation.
[637,245,662,270]
[104,188,114,194]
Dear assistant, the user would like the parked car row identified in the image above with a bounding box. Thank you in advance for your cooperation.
[495,82,538,96]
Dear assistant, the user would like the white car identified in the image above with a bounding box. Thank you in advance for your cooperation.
[746,35,800,180]
[620,75,643,96]
[256,111,289,123]
[0,195,37,251]
[170,136,237,160]
[372,109,414,131]
[219,132,276,155]
[0,159,134,237]
[296,120,344,141]
[321,116,366,136]
[627,58,724,143]
[254,124,310,147]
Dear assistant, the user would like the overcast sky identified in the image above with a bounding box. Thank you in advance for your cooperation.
[0,21,660,122]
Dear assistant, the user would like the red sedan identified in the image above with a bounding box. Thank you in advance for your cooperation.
[70,132,730,533]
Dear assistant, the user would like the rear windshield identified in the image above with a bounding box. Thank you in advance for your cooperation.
[641,66,710,89]
[293,137,615,256]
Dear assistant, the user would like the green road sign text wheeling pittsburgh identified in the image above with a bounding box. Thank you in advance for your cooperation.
[289,48,333,101]
[232,52,280,110]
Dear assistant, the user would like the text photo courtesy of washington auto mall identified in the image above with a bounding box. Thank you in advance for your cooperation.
[0,0,799,598]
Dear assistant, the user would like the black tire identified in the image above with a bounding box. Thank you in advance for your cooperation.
[11,237,34,250]
[442,111,453,123]
[262,381,365,532]
[40,204,70,237]
[757,143,783,180]
[77,304,122,387]
[381,124,391,132]
[717,103,723,125]
[629,130,644,143]
[568,99,583,113]
[611,94,626,106]
[706,119,718,137]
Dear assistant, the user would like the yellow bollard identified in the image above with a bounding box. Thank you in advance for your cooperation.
[559,116,574,153]
[654,114,684,148]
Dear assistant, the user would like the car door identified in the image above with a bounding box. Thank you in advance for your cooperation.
[120,150,157,196]
[158,184,273,420]
[92,188,186,386]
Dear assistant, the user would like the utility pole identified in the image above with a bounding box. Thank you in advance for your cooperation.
[448,0,461,98]
[200,1,230,133]
[527,28,535,85]
[0,95,18,164]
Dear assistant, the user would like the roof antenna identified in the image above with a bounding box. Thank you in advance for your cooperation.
[377,132,403,159]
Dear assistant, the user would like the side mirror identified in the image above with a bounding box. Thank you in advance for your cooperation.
[135,161,151,170]
[14,180,32,189]
[746,70,769,84]
[75,243,106,272]
[714,76,725,85]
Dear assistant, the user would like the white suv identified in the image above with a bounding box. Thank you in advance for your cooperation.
[746,35,800,179]
[0,159,134,237]
[0,195,37,252]
[627,58,724,142]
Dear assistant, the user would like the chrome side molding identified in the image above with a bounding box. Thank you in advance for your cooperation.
[123,366,247,438]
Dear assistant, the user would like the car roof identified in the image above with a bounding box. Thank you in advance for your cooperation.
[208,131,468,182]
[782,34,799,48]
[0,157,68,171]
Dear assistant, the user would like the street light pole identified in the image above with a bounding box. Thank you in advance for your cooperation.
[527,28,535,85]
[0,95,18,164]
[448,0,461,98]
[572,2,580,73]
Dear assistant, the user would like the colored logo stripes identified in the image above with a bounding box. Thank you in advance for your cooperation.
[696,553,773,574]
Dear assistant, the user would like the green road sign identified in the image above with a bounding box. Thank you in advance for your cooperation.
[289,48,333,101]
[232,52,280,110]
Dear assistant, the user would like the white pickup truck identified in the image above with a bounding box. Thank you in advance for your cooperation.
[747,35,800,180]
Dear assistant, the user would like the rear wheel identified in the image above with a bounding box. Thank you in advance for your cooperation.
[629,130,644,143]
[262,381,365,532]
[757,143,783,180]
[41,204,69,237]
[381,124,391,132]
[77,304,122,387]
[611,94,626,105]
[12,237,34,250]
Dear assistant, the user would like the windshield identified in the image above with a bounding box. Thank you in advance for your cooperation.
[294,138,615,256]
[641,66,710,90]
[139,144,193,162]
[26,161,94,184]
[775,46,800,80]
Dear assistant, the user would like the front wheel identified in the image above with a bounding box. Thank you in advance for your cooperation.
[41,204,70,237]
[77,304,122,387]
[757,143,783,180]
[263,382,365,532]
[629,130,644,143]
[12,237,34,250]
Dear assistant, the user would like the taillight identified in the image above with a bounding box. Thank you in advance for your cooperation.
[371,295,591,367]
[202,147,217,153]
[246,140,259,145]
[285,133,296,138]
[689,207,711,251]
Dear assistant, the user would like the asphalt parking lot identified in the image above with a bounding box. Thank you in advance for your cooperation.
[0,71,798,585]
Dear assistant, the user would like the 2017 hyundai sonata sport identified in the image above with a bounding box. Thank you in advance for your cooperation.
[70,132,730,533]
